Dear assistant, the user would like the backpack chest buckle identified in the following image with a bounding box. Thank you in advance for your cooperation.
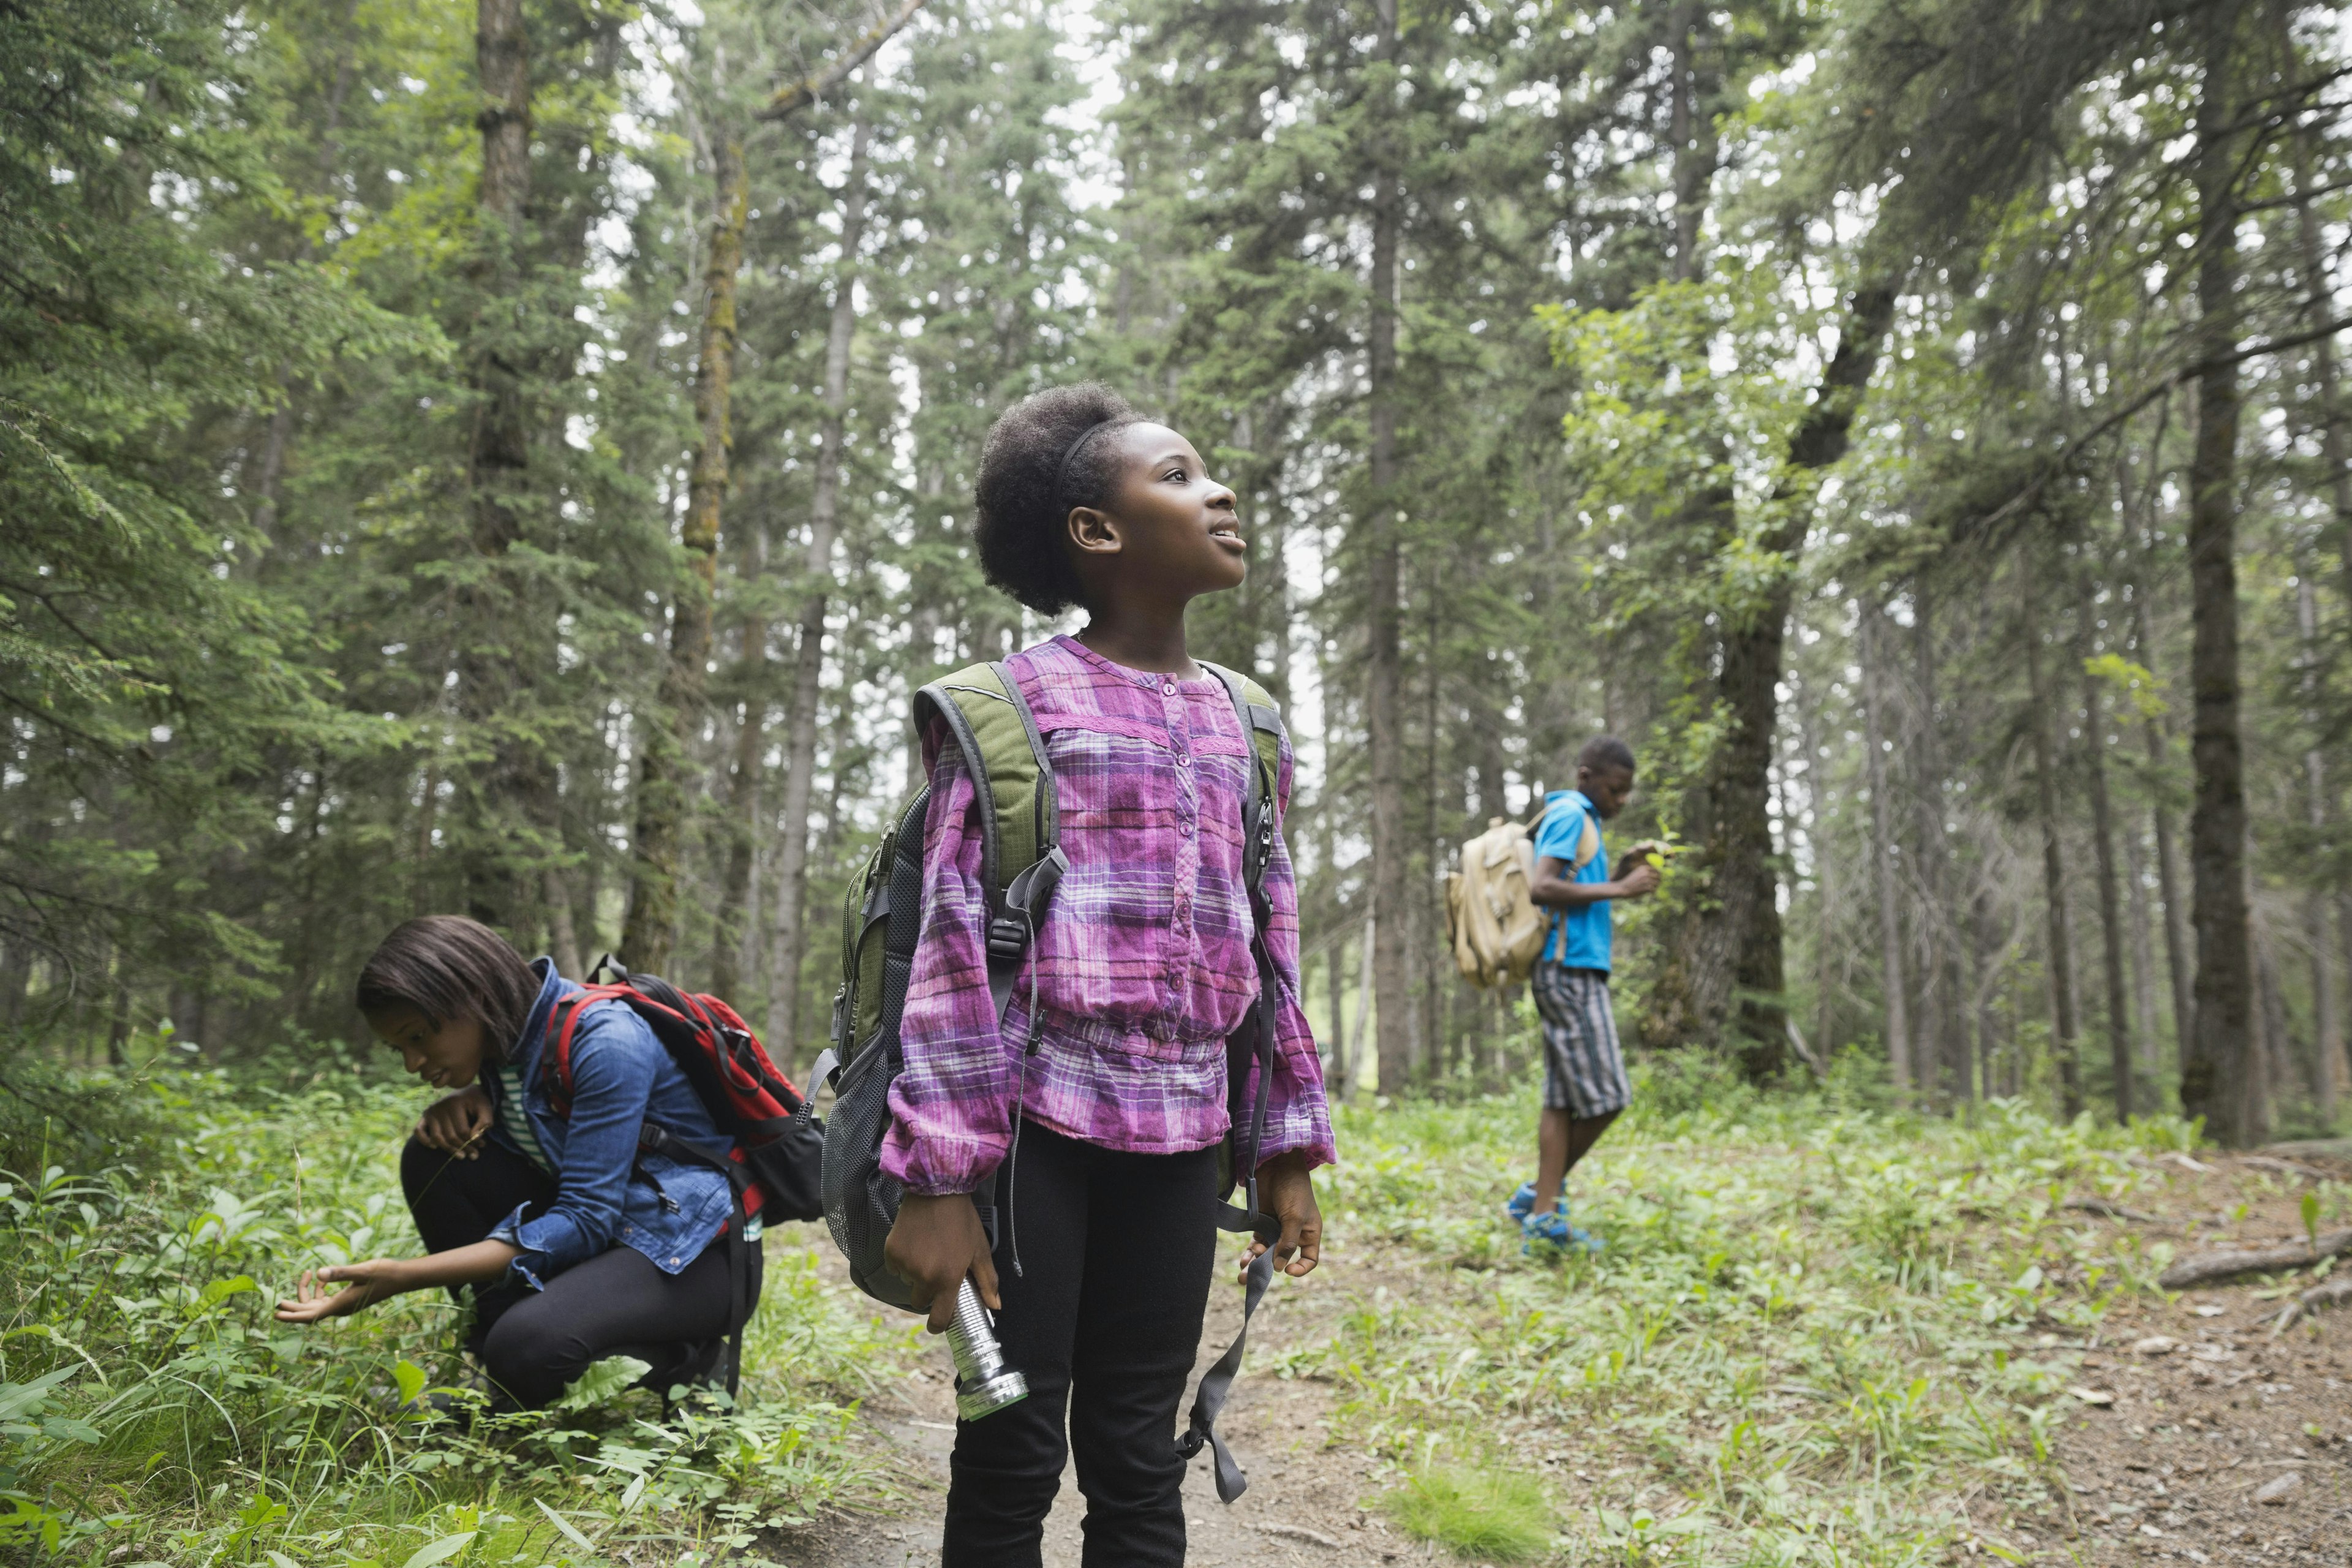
[986,916,1029,960]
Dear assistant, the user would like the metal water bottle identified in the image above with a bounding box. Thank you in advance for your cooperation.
[946,1278,1028,1421]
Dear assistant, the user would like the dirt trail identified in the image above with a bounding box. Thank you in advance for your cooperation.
[765,1145,2352,1567]
[785,1242,1411,1567]
[2021,1150,2352,1566]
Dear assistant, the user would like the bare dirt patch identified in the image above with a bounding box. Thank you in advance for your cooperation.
[2025,1150,2352,1566]
[783,1234,1413,1567]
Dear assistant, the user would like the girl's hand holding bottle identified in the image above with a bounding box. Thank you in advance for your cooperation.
[1245,1151,1322,1279]
[886,1193,1003,1334]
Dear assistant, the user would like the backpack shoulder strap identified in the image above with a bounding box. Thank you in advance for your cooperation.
[538,979,633,1118]
[1538,796,1603,873]
[1198,661,1284,902]
[911,660,1065,1020]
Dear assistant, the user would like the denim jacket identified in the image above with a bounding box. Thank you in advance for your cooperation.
[481,960,737,1291]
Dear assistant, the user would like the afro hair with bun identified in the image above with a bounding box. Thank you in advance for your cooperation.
[974,383,1145,616]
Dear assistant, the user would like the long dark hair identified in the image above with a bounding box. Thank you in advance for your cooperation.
[355,916,540,1061]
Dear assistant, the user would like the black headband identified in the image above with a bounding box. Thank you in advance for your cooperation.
[1051,420,1118,514]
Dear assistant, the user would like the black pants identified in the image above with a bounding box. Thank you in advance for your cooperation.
[943,1124,1219,1568]
[399,1135,759,1409]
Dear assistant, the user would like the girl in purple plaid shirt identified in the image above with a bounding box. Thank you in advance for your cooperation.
[881,385,1336,1566]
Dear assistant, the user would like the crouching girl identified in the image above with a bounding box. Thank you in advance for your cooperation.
[275,916,759,1408]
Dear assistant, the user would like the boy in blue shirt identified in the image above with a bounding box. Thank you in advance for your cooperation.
[1508,736,1659,1252]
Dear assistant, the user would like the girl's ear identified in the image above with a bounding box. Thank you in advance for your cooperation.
[1066,505,1122,558]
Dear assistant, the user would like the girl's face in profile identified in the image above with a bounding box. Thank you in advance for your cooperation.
[368,1008,488,1090]
[1067,423,1248,598]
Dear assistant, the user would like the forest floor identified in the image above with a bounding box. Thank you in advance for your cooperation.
[4,1054,2348,1567]
[782,1123,2352,1568]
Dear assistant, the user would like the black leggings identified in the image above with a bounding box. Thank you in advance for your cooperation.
[399,1136,760,1409]
[943,1123,1219,1568]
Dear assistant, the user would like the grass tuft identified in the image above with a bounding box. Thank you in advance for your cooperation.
[1385,1463,1556,1562]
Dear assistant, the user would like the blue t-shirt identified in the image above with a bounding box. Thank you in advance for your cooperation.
[1534,789,1611,971]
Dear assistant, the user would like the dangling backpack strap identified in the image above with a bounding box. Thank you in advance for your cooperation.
[1180,662,1291,1502]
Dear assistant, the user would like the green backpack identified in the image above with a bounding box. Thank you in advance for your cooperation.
[805,655,1288,1501]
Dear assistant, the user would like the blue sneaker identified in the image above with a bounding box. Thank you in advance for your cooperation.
[1503,1182,1540,1226]
[1522,1207,1603,1256]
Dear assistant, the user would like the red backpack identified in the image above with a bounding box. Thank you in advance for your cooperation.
[540,957,826,1392]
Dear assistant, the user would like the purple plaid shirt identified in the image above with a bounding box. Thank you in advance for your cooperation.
[881,635,1337,1196]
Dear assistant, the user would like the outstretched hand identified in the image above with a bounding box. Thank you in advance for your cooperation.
[1245,1151,1322,1280]
[274,1259,405,1325]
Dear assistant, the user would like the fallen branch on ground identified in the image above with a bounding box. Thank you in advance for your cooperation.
[2064,1196,2162,1223]
[2237,1155,2324,1181]
[2268,1272,2352,1336]
[2158,1227,2352,1291]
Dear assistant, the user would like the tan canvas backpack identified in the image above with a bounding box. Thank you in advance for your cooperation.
[1444,804,1599,988]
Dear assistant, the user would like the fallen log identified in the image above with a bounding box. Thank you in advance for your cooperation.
[2158,1227,2352,1291]
[2064,1196,2162,1223]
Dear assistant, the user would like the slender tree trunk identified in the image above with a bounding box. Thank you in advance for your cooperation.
[2295,558,2341,1117]
[710,519,770,1003]
[1357,912,1378,1091]
[1364,0,1413,1098]
[2252,905,2288,1126]
[1328,926,1350,1102]
[1912,584,1966,1105]
[1800,685,1839,1063]
[1969,884,2002,1103]
[2123,818,2163,1077]
[107,956,131,1069]
[2289,153,2348,1114]
[2026,623,2084,1120]
[2127,424,2197,1063]
[622,132,748,971]
[766,109,871,1068]
[2179,2,2260,1146]
[454,0,535,928]
[2084,663,2135,1121]
[1860,608,1910,1093]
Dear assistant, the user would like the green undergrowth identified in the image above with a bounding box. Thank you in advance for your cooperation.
[0,1047,919,1566]
[1387,1462,1557,1561]
[1306,1054,2212,1566]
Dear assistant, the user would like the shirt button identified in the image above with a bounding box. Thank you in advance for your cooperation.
[1163,682,1177,695]
[1176,755,1191,767]
[1179,821,1193,836]
[668,1257,680,1267]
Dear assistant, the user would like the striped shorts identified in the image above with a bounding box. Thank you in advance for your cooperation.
[1531,962,1631,1119]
